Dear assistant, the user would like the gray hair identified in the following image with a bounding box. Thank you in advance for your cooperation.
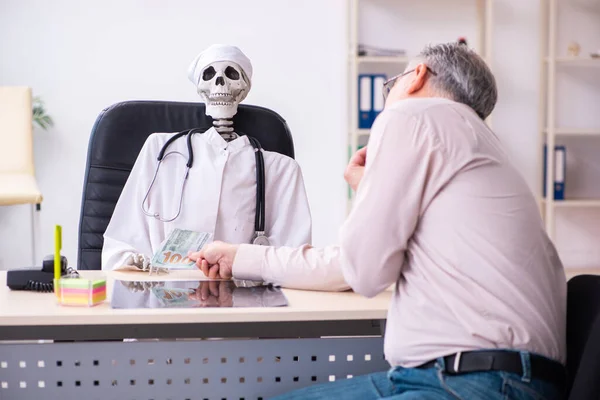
[415,42,497,120]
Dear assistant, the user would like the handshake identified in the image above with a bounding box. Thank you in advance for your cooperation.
[125,241,238,279]
[187,241,240,279]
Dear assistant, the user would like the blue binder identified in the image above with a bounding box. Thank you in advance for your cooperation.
[554,146,566,200]
[372,75,385,124]
[542,145,566,200]
[358,75,372,129]
[358,74,386,129]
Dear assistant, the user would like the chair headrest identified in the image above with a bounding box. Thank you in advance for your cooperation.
[87,100,295,171]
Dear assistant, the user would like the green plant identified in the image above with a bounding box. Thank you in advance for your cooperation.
[32,96,53,130]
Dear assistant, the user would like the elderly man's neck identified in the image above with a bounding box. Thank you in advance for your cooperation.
[387,88,452,108]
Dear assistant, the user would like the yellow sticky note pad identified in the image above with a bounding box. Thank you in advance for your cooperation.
[54,278,106,307]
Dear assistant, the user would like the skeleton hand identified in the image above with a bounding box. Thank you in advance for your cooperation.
[125,253,152,272]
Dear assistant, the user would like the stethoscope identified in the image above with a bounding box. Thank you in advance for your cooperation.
[141,127,269,246]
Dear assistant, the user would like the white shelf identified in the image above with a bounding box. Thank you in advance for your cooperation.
[542,199,600,208]
[539,2,600,262]
[543,128,600,136]
[545,57,600,66]
[355,56,410,64]
[347,0,494,214]
[354,55,492,65]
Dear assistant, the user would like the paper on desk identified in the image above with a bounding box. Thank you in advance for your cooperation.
[150,229,212,269]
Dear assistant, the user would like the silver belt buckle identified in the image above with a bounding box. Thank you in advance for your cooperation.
[453,351,462,373]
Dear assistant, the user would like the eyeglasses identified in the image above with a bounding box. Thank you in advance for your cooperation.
[382,66,438,101]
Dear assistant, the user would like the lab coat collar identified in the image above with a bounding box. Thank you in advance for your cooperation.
[204,127,250,152]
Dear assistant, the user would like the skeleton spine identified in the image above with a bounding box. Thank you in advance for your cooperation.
[213,118,238,142]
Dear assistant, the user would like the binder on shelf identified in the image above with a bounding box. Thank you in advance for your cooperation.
[358,75,372,129]
[372,75,385,124]
[554,146,566,200]
[358,74,386,129]
[542,145,566,200]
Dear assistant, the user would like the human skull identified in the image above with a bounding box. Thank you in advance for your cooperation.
[197,61,250,120]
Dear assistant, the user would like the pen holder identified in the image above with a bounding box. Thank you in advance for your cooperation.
[54,278,107,307]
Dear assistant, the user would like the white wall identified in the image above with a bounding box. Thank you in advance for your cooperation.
[1,0,598,271]
[0,0,348,269]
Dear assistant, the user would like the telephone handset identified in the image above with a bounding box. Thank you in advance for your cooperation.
[6,255,79,292]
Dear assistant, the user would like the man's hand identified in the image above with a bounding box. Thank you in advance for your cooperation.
[188,241,239,279]
[188,281,234,307]
[344,146,367,191]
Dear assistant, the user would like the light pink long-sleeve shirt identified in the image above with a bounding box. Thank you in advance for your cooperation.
[234,97,566,368]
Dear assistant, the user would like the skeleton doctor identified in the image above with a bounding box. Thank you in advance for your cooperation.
[102,44,312,271]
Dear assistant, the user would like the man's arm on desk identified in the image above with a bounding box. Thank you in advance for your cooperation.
[190,243,350,292]
[339,109,442,298]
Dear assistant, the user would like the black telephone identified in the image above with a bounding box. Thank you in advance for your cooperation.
[6,255,78,292]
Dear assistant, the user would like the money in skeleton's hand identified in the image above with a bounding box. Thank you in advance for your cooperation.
[151,229,212,269]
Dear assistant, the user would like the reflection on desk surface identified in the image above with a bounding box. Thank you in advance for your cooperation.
[111,279,288,309]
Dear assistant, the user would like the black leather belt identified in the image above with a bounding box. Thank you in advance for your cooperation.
[417,350,565,386]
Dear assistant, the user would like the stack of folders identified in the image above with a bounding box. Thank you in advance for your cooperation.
[358,74,386,129]
[358,44,406,57]
[543,145,566,200]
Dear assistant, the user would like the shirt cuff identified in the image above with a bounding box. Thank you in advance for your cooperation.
[232,244,266,282]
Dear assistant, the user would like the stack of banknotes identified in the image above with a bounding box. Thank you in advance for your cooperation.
[150,229,212,269]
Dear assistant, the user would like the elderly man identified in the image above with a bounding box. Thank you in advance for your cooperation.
[189,42,566,399]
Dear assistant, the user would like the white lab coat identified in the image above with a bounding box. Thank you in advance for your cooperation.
[102,127,312,270]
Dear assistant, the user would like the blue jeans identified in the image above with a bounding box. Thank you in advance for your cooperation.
[271,352,563,399]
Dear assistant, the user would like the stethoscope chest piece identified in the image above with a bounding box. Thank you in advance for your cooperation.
[253,233,270,246]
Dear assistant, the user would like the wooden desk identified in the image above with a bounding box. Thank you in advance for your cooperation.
[1,267,596,341]
[565,267,600,280]
[0,271,391,341]
[0,271,391,399]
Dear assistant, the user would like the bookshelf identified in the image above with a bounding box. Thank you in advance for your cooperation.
[539,0,600,248]
[546,57,600,66]
[541,199,600,208]
[543,128,600,136]
[346,0,494,213]
[357,56,411,64]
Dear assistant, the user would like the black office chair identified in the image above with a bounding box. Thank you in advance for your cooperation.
[565,275,600,399]
[77,101,295,270]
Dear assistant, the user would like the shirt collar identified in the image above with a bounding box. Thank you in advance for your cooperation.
[204,127,250,152]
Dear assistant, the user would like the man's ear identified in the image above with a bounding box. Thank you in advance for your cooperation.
[406,63,429,95]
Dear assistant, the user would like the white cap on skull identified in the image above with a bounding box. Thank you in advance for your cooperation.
[187,44,253,86]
